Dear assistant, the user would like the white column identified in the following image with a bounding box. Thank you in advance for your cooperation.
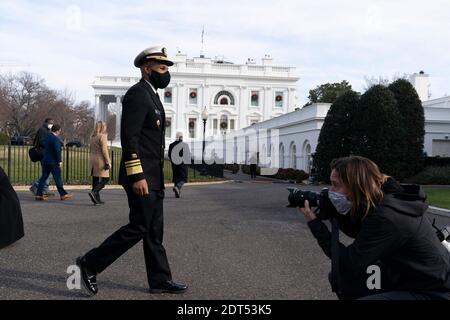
[94,95,100,121]
[176,84,185,135]
[114,95,122,144]
[99,97,104,122]
[288,88,296,112]
[264,87,272,121]
[239,86,247,130]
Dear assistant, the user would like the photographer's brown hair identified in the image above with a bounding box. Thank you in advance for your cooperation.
[331,156,389,220]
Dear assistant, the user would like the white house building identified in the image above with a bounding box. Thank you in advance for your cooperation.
[92,53,299,147]
[93,62,450,173]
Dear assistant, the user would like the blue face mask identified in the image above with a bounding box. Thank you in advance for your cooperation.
[328,191,353,215]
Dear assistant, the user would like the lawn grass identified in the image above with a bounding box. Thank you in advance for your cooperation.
[424,188,450,210]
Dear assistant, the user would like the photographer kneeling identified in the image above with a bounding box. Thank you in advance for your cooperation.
[299,156,450,300]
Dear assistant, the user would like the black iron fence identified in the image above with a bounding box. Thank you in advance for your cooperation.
[0,145,123,185]
[0,144,224,185]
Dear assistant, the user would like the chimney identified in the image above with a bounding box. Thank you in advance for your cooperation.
[262,54,273,66]
[409,71,430,102]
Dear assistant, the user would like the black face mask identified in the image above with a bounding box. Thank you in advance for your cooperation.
[148,70,171,89]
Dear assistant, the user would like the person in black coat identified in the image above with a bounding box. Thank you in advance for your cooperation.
[30,118,54,196]
[300,156,450,300]
[0,166,24,249]
[168,132,190,198]
[76,46,187,296]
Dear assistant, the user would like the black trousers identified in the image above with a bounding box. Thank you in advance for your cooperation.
[83,187,172,287]
[250,165,257,179]
[92,177,110,193]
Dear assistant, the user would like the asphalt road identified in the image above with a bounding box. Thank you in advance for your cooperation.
[1,177,449,300]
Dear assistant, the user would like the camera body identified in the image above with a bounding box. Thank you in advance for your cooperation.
[287,188,338,221]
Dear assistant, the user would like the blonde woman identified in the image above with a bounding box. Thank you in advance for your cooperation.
[300,156,450,300]
[88,121,111,205]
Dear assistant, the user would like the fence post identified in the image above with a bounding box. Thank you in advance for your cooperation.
[111,150,115,182]
[65,147,70,183]
[7,142,11,178]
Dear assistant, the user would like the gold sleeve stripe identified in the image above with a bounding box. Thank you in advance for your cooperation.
[126,165,142,169]
[125,159,141,164]
[125,161,142,167]
[125,160,141,166]
[126,165,144,176]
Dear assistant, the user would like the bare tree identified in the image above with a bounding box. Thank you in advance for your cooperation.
[107,112,116,143]
[0,72,57,137]
[0,72,97,145]
[72,101,95,144]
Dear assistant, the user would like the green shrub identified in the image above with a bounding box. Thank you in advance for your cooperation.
[271,168,309,183]
[407,166,450,185]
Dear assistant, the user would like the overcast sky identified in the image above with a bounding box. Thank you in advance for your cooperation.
[1,0,449,106]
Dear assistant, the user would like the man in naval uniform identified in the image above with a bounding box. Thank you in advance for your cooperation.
[76,46,188,296]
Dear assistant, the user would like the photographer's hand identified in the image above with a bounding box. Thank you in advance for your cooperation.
[299,200,317,222]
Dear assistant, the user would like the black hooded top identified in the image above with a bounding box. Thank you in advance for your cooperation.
[308,178,450,299]
[0,167,24,249]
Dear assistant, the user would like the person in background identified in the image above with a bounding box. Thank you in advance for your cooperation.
[30,118,54,196]
[35,125,73,201]
[0,166,24,249]
[88,121,111,205]
[249,153,258,179]
[168,132,190,198]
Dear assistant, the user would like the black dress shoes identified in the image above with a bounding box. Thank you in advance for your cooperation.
[88,192,99,205]
[76,257,98,296]
[149,280,188,294]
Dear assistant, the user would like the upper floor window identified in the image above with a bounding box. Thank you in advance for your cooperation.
[214,91,235,105]
[251,91,260,107]
[164,88,173,104]
[189,89,198,105]
[275,91,284,108]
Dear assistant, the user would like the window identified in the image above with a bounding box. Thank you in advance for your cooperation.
[275,91,284,108]
[251,91,259,107]
[165,118,172,138]
[164,88,172,104]
[189,118,197,139]
[220,97,229,105]
[250,119,259,126]
[189,89,198,105]
[230,119,235,131]
[214,91,235,105]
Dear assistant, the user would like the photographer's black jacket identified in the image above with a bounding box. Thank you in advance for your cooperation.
[118,79,166,190]
[308,178,450,299]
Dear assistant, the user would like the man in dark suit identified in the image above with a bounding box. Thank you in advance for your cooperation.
[35,125,72,201]
[77,46,188,296]
[168,132,190,198]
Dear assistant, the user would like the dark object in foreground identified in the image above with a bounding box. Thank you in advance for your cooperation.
[149,280,188,294]
[0,166,24,249]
